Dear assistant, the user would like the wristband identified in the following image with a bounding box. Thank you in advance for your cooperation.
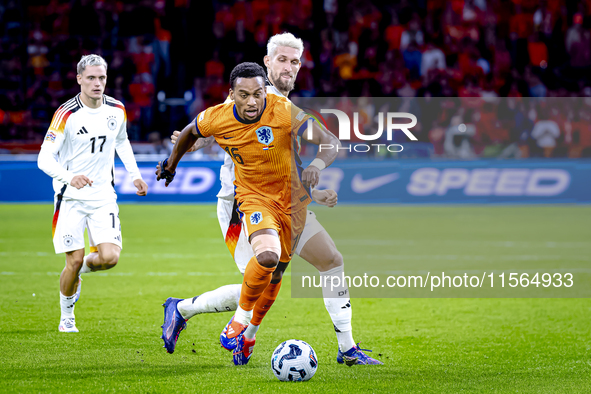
[159,158,176,183]
[309,158,326,171]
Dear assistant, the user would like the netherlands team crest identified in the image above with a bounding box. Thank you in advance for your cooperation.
[255,126,274,145]
[250,212,263,225]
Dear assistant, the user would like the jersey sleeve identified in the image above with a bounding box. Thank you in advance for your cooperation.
[277,99,313,138]
[37,108,76,185]
[194,106,220,138]
[114,106,142,181]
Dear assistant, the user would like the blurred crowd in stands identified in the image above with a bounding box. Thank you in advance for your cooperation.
[1,0,591,159]
[298,96,591,159]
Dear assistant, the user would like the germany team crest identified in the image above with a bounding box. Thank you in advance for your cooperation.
[107,116,118,131]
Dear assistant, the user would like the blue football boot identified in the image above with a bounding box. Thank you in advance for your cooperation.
[161,297,187,354]
[233,333,256,366]
[220,316,239,351]
[337,343,383,365]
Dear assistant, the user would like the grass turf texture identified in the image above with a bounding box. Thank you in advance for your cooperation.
[0,204,590,393]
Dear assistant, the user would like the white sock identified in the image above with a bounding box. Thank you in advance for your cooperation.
[60,292,76,319]
[78,256,91,274]
[244,324,259,339]
[177,284,241,320]
[234,306,253,326]
[336,330,356,352]
[320,265,355,352]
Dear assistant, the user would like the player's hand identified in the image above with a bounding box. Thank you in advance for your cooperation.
[170,130,180,145]
[171,130,198,153]
[301,165,321,189]
[311,189,338,207]
[155,158,176,187]
[133,178,148,196]
[70,175,93,189]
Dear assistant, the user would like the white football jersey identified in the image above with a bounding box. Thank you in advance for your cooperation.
[216,84,287,200]
[38,94,142,204]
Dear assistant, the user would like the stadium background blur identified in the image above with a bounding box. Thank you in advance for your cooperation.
[1,0,591,160]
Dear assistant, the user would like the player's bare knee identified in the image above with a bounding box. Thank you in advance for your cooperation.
[331,250,344,268]
[65,251,85,272]
[316,250,343,271]
[256,251,279,268]
[251,233,281,268]
[67,258,84,273]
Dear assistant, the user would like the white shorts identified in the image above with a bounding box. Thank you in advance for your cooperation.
[217,198,325,273]
[52,198,122,254]
[296,210,325,255]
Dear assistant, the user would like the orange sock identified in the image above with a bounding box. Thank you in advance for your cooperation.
[251,279,282,326]
[239,256,275,311]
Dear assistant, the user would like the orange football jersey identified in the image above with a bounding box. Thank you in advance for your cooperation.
[195,92,311,214]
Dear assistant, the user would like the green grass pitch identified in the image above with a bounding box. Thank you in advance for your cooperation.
[0,204,590,393]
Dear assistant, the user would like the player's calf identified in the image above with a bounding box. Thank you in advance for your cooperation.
[61,250,85,295]
[79,253,96,273]
[98,252,119,270]
[270,261,288,283]
[86,245,120,271]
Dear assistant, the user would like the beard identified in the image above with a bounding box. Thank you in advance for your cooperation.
[270,70,295,93]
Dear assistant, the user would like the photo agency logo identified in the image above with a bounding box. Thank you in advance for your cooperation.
[302,105,418,153]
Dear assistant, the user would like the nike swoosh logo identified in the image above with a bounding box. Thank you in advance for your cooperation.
[223,136,233,139]
[351,173,399,193]
[245,281,254,289]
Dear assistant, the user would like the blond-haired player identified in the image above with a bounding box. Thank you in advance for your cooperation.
[38,54,148,332]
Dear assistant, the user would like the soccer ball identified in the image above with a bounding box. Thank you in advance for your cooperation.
[271,339,318,382]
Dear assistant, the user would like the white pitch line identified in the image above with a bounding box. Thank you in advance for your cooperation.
[6,271,290,277]
[343,254,591,262]
[294,268,591,276]
[0,251,51,257]
[336,239,591,249]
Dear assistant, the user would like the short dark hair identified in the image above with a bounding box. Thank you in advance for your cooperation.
[229,62,266,89]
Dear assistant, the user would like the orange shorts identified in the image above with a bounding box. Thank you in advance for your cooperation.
[238,199,307,263]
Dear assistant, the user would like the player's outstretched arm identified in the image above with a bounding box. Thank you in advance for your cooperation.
[300,122,340,189]
[115,117,148,196]
[171,131,214,152]
[156,122,200,186]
